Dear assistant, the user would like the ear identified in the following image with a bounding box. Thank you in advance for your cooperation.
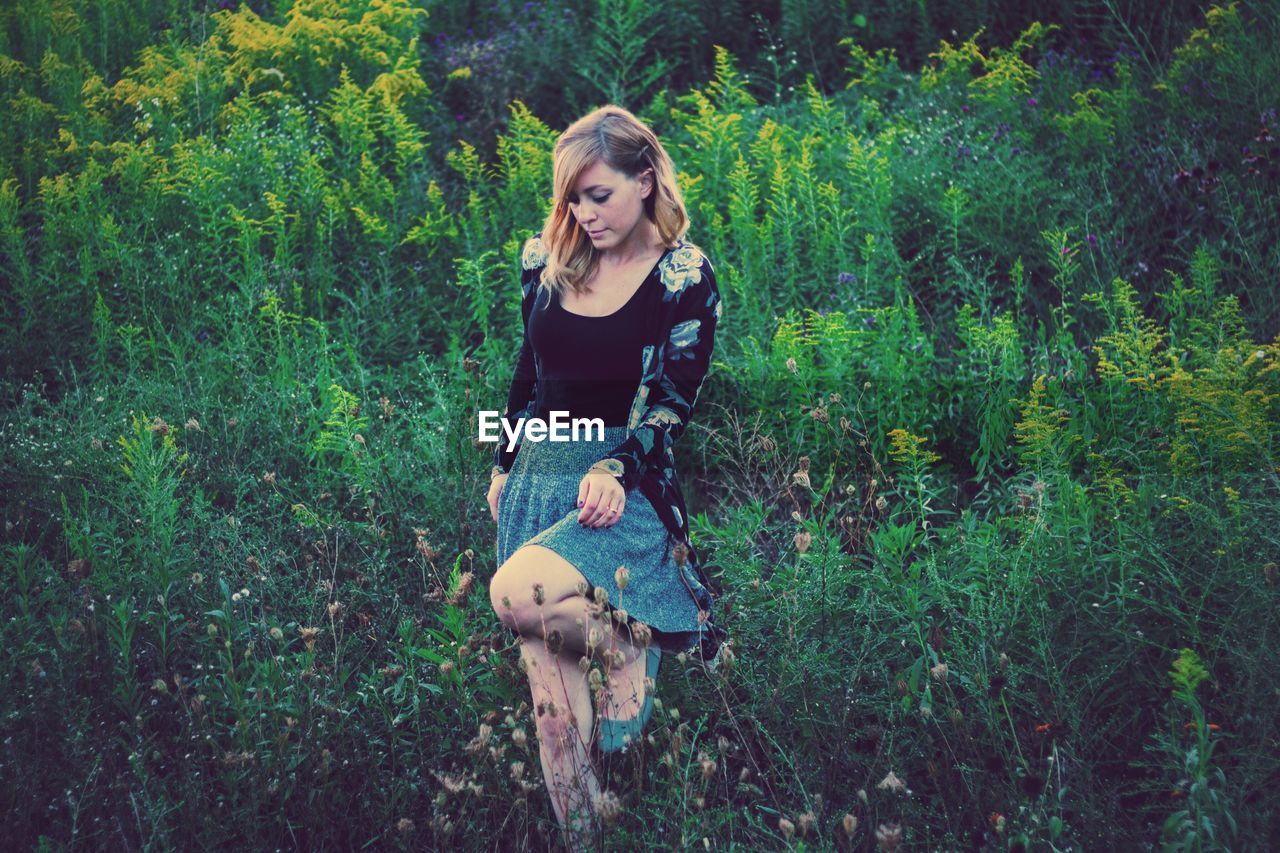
[639,168,655,199]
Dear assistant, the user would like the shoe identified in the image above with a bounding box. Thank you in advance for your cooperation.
[598,646,661,754]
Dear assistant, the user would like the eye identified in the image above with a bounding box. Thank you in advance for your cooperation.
[591,194,610,204]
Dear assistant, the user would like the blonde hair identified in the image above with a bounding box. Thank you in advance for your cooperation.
[536,105,689,297]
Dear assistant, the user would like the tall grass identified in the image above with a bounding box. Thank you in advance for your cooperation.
[2,0,1278,848]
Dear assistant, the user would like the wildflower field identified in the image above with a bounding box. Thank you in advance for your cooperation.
[2,0,1279,849]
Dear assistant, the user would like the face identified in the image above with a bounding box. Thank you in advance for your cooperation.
[565,158,653,250]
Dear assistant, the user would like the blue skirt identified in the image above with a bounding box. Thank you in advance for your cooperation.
[495,424,703,652]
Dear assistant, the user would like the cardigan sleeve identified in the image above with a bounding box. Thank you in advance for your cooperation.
[591,255,721,491]
[492,236,546,475]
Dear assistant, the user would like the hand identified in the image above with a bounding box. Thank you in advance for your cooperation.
[487,473,508,522]
[577,471,625,528]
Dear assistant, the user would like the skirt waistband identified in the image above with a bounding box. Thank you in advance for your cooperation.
[515,424,630,468]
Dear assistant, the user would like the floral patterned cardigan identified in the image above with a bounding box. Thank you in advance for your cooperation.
[492,231,726,658]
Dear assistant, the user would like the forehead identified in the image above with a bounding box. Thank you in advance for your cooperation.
[571,159,627,193]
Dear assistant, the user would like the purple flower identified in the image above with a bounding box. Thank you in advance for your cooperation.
[1027,97,1038,108]
[1011,146,1022,156]
[837,272,856,285]
[863,315,877,329]
[1086,234,1097,249]
[957,145,971,157]
[455,114,466,122]
[196,329,210,342]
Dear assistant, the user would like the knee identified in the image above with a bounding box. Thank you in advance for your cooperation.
[489,556,537,629]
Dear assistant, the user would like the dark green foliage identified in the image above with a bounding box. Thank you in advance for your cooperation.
[2,0,1279,849]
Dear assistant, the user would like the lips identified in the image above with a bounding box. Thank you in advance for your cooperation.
[588,229,606,238]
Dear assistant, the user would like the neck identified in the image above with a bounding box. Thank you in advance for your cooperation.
[598,222,663,266]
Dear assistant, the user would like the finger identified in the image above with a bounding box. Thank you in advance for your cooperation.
[580,485,605,525]
[577,478,597,523]
[577,475,590,511]
[591,484,622,528]
[602,491,626,527]
[583,480,612,526]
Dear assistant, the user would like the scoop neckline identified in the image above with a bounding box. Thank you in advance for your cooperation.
[556,241,678,319]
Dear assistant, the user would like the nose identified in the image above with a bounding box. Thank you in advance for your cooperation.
[574,199,597,225]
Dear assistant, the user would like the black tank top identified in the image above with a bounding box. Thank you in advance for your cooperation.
[528,268,660,426]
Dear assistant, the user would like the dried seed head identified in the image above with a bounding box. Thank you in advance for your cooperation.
[632,622,653,647]
[875,822,903,851]
[797,811,816,836]
[672,542,689,567]
[930,662,948,682]
[447,571,474,606]
[576,580,590,597]
[531,583,545,606]
[857,788,868,804]
[778,818,795,840]
[794,530,812,554]
[511,728,527,748]
[509,761,525,780]
[587,626,603,651]
[786,357,798,374]
[594,585,609,606]
[699,753,717,780]
[595,790,623,826]
[842,813,858,837]
[615,566,630,590]
[877,771,906,793]
[545,629,563,655]
[997,652,1010,670]
[875,495,888,511]
[1264,562,1278,585]
[578,656,591,674]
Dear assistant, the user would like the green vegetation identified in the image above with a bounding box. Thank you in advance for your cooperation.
[2,0,1278,848]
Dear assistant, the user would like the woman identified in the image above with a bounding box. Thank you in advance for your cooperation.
[485,104,724,848]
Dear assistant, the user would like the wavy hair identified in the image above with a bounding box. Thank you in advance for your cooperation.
[536,104,689,297]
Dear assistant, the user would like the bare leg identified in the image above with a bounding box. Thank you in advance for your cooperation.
[520,634,600,851]
[491,545,653,724]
